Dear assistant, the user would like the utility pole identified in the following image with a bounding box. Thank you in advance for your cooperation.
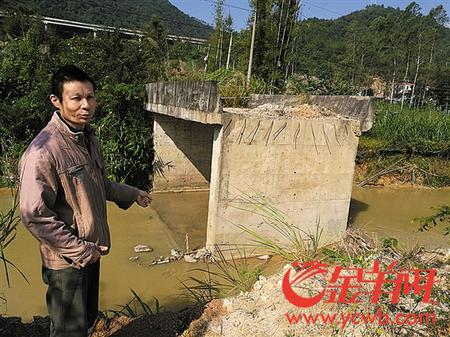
[226,31,233,70]
[247,6,257,86]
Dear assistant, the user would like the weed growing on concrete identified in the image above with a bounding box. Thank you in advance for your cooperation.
[234,192,323,263]
[207,68,270,107]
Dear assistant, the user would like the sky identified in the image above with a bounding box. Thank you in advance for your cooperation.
[170,0,450,31]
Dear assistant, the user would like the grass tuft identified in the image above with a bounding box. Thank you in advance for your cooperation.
[106,289,165,318]
[233,192,323,263]
[180,245,263,305]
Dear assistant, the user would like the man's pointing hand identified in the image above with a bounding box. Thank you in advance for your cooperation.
[136,190,152,207]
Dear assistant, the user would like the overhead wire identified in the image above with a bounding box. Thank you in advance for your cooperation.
[200,0,251,12]
[301,0,345,17]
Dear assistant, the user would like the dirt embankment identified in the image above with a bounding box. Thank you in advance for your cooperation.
[354,157,450,188]
[0,307,204,337]
[181,237,449,337]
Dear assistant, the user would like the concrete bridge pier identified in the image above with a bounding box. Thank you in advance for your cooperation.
[152,114,216,191]
[144,81,373,254]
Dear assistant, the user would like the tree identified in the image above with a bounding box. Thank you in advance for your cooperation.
[420,5,449,106]
[250,0,301,90]
[224,14,233,69]
[208,0,225,71]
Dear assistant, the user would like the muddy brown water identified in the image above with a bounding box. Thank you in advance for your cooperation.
[349,187,450,249]
[0,190,277,322]
[0,187,449,321]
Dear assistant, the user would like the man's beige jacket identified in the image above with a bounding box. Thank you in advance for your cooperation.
[19,112,140,270]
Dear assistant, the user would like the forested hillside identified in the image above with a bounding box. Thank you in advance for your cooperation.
[295,4,450,85]
[206,2,450,107]
[0,0,212,37]
[296,4,450,104]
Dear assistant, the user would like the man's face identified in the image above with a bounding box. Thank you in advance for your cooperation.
[50,80,96,130]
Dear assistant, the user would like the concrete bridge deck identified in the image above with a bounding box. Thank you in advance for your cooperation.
[0,11,207,44]
[144,81,373,253]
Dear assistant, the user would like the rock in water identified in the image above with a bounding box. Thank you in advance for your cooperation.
[184,255,198,263]
[134,244,153,253]
[171,249,183,259]
[151,257,170,265]
[195,247,212,260]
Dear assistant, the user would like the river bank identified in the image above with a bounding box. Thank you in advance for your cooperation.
[0,307,204,337]
[98,230,450,337]
[2,230,447,337]
[180,247,449,337]
[354,155,450,188]
[2,154,450,196]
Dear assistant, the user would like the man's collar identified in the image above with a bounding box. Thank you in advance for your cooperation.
[56,110,83,133]
[53,110,95,137]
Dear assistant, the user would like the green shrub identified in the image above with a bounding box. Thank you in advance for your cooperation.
[95,83,153,189]
[0,19,179,189]
[207,68,269,107]
[285,74,356,95]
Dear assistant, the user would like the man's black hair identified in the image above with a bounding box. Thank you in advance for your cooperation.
[51,65,96,101]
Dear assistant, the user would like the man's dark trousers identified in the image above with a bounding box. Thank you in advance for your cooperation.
[42,261,100,337]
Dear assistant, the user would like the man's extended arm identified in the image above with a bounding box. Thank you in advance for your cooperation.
[91,135,150,208]
[103,178,141,209]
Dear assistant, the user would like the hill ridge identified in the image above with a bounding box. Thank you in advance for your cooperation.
[1,0,212,38]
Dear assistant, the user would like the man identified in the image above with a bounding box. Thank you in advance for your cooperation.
[19,65,152,337]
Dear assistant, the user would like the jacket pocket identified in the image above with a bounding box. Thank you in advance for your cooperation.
[67,163,87,182]
[58,163,89,221]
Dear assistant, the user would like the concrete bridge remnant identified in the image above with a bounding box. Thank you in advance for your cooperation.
[144,81,373,253]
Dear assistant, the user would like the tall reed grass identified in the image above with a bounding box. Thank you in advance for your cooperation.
[206,69,270,107]
[364,101,450,155]
[0,189,28,288]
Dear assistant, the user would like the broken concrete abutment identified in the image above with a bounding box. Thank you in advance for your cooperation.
[143,81,373,253]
